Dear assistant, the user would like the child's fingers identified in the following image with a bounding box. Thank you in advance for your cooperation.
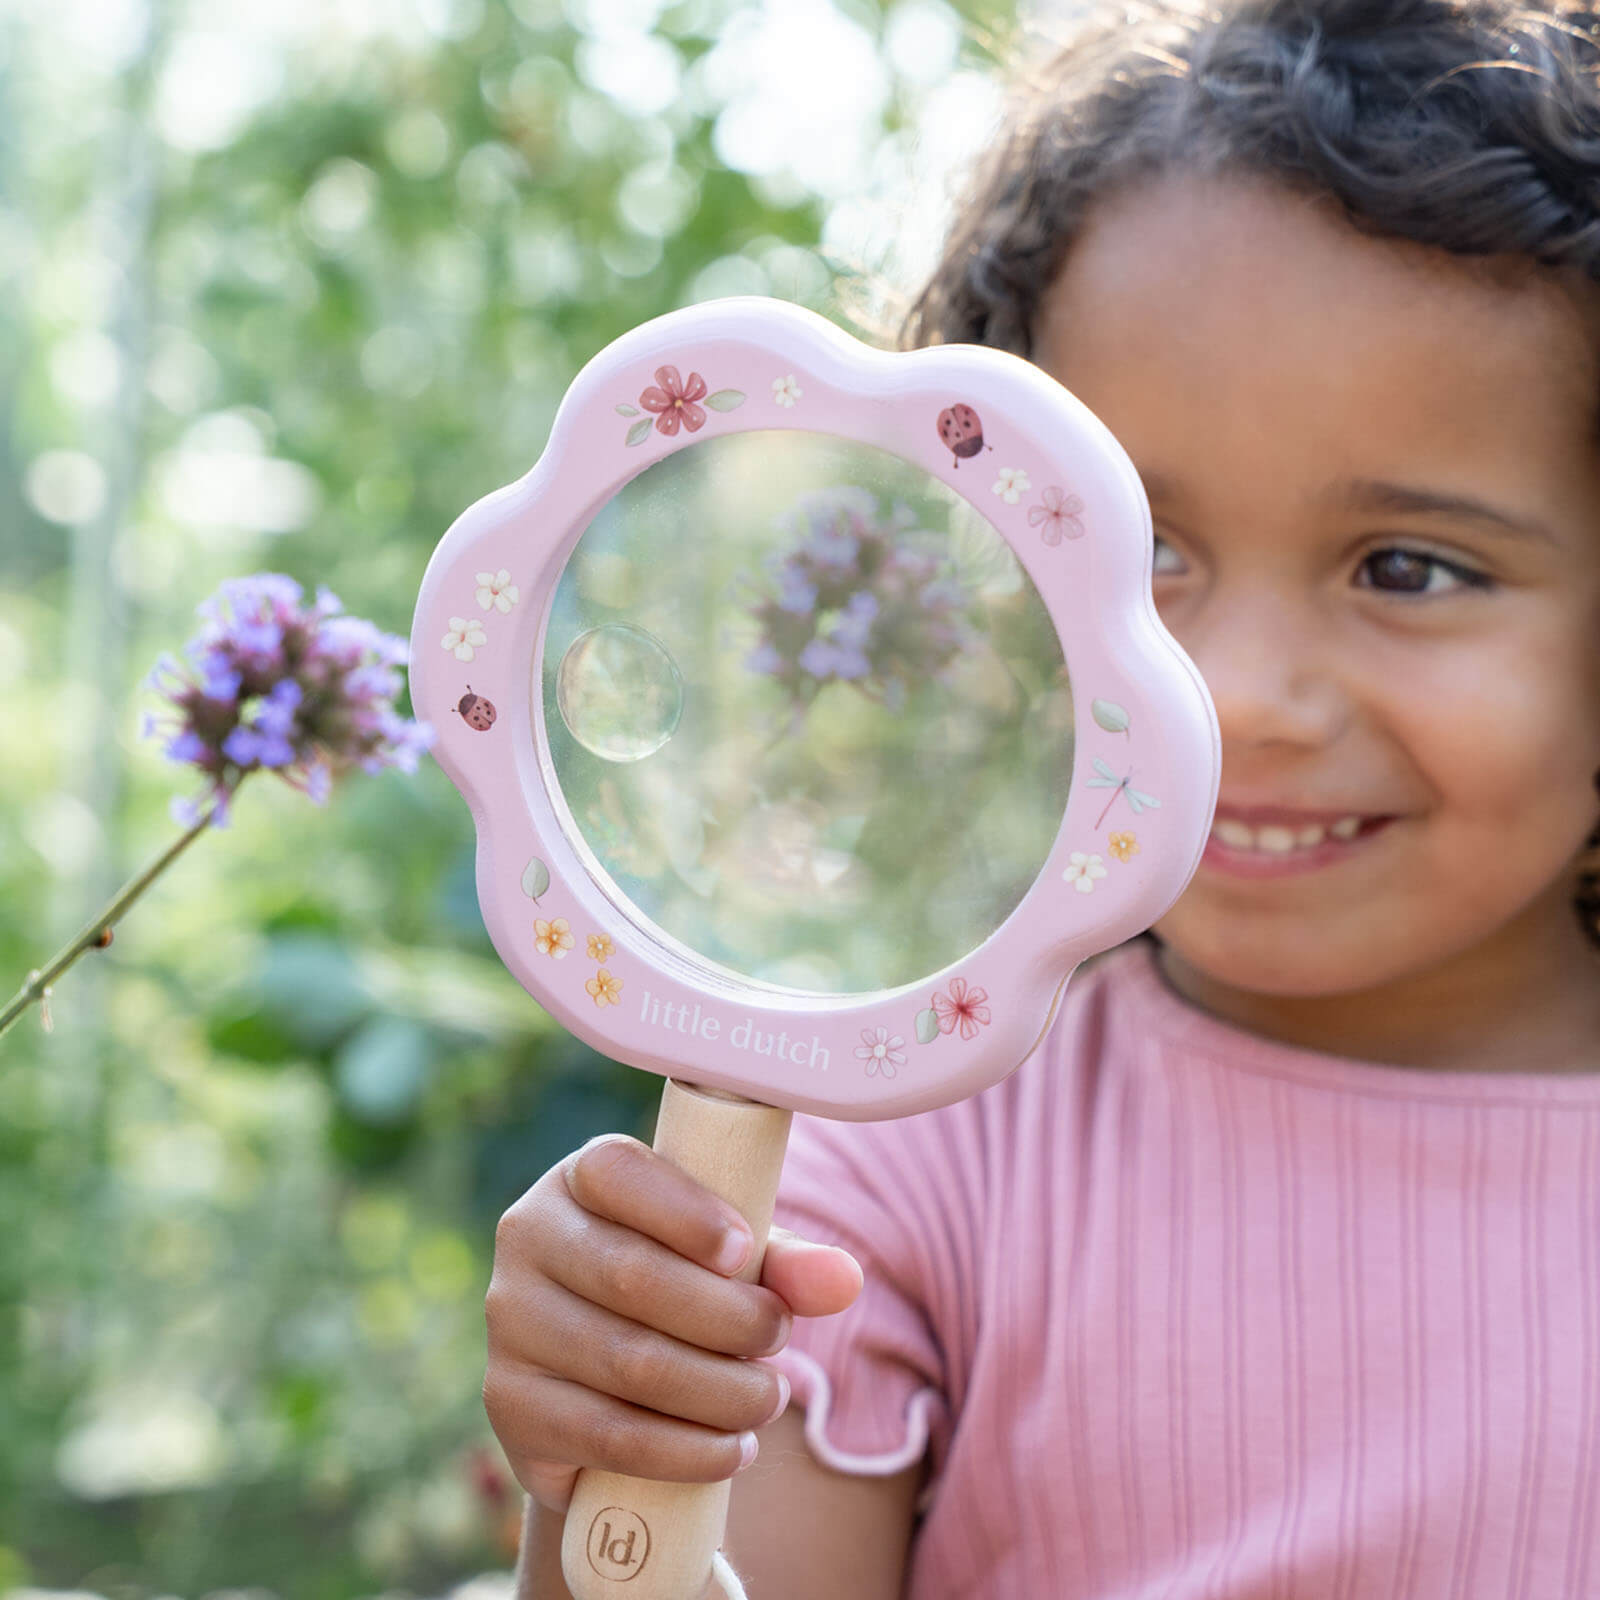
[518,1457,581,1515]
[760,1226,864,1317]
[532,1205,792,1358]
[486,1365,764,1503]
[562,1134,755,1274]
[493,1275,789,1434]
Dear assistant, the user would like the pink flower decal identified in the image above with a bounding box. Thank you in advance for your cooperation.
[855,1026,907,1077]
[933,977,991,1041]
[1028,485,1085,544]
[639,365,709,436]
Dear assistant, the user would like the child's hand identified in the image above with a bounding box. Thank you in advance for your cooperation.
[485,1132,863,1513]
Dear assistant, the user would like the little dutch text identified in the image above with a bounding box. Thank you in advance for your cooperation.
[638,989,830,1070]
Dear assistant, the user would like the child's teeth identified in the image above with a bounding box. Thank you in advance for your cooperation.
[1210,815,1368,852]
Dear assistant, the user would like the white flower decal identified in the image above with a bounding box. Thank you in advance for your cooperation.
[1062,851,1108,894]
[772,374,802,408]
[442,617,487,661]
[476,569,519,613]
[855,1026,906,1077]
[992,467,1031,505]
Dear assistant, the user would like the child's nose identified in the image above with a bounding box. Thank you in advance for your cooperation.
[1175,589,1350,752]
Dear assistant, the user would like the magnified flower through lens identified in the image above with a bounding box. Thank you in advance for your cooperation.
[743,487,972,710]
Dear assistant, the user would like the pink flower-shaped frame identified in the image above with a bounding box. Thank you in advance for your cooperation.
[411,297,1219,1120]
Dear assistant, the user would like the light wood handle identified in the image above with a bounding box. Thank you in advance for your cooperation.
[561,1079,793,1600]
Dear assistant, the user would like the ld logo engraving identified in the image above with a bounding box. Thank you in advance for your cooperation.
[586,1507,651,1582]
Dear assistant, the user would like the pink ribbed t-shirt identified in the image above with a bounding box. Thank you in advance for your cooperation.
[770,943,1600,1599]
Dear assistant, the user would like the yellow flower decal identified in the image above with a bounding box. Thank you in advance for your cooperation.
[587,932,615,962]
[535,917,575,959]
[1108,831,1139,862]
[586,968,623,1008]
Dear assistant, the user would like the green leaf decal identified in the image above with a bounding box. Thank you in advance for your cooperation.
[615,403,640,417]
[1092,698,1131,735]
[521,858,551,901]
[915,1007,940,1045]
[625,418,653,446]
[704,389,745,412]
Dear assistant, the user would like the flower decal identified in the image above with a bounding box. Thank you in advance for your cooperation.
[476,569,519,613]
[772,374,802,407]
[619,366,745,444]
[992,467,1031,505]
[442,617,486,661]
[1108,831,1139,862]
[587,932,615,962]
[932,977,991,1041]
[1063,851,1108,893]
[586,968,623,1008]
[640,365,709,436]
[535,917,575,959]
[855,1026,906,1077]
[1028,486,1086,544]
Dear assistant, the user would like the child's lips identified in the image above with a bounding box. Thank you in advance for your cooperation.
[1202,807,1394,875]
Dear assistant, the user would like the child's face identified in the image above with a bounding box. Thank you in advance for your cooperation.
[1036,177,1600,1010]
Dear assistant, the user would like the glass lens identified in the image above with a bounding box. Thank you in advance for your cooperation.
[541,430,1072,995]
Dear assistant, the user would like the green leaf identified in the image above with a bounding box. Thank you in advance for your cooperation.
[615,403,640,416]
[521,857,551,901]
[1092,698,1131,735]
[625,417,654,446]
[915,1007,940,1045]
[704,389,745,412]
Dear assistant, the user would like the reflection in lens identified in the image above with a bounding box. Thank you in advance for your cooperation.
[556,623,684,762]
[541,431,1073,996]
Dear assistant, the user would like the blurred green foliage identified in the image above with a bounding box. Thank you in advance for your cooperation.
[0,0,1016,1593]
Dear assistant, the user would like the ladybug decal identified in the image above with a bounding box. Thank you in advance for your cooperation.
[936,403,989,466]
[456,686,497,731]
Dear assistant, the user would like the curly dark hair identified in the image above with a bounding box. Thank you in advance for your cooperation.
[904,0,1600,946]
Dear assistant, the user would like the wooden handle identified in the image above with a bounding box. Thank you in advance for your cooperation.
[561,1079,793,1600]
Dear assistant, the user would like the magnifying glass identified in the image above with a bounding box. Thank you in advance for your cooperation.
[410,297,1219,1599]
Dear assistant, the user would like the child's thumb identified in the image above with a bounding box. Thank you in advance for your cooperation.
[758,1226,863,1317]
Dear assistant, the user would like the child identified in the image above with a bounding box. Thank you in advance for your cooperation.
[483,0,1600,1593]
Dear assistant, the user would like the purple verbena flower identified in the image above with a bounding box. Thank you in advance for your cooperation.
[146,572,435,824]
[744,487,972,707]
[797,638,838,679]
[744,642,783,677]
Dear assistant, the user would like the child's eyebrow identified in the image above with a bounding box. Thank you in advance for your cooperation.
[1329,478,1556,544]
[1137,469,1557,547]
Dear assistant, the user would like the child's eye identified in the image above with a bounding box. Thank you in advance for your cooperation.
[1356,547,1490,595]
[1152,536,1187,576]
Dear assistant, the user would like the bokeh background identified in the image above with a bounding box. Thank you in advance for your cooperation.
[0,0,1023,1593]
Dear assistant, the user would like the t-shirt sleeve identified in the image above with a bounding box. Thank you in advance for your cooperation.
[769,1104,979,1487]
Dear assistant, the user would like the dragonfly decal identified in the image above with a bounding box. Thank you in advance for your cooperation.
[1089,758,1162,829]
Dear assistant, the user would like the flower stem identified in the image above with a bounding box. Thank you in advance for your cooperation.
[0,801,223,1042]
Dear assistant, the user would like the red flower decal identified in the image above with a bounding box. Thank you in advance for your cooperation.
[933,977,991,1041]
[639,365,709,436]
